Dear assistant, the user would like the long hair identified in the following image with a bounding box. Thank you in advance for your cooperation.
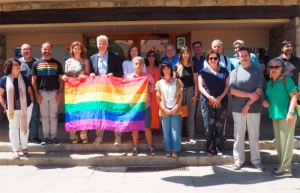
[4,58,21,75]
[126,45,141,61]
[145,50,159,67]
[69,41,86,58]
[176,46,193,77]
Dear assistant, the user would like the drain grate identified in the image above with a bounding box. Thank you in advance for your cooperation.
[126,166,189,172]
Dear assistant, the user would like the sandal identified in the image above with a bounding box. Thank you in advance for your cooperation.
[13,151,20,159]
[206,153,213,157]
[217,152,223,157]
[166,151,172,157]
[171,151,178,158]
[22,149,30,158]
[82,138,88,144]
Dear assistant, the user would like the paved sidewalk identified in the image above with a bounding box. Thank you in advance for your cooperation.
[0,164,299,193]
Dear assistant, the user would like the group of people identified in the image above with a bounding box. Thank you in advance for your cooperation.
[0,35,299,178]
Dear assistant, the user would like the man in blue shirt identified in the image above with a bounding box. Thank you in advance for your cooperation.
[230,40,260,70]
[192,41,206,74]
[162,44,179,68]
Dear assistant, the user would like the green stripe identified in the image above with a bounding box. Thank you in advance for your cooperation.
[65,101,146,113]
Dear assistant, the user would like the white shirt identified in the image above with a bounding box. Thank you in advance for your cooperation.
[161,80,177,108]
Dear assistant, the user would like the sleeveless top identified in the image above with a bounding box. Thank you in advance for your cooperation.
[66,58,86,77]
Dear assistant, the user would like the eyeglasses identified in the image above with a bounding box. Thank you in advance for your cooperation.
[209,57,218,61]
[269,66,281,70]
[148,54,155,57]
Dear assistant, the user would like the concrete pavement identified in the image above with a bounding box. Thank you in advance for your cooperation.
[0,164,299,193]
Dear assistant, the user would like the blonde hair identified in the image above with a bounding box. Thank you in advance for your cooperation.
[176,46,193,77]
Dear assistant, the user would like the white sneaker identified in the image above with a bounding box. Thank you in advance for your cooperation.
[189,138,196,144]
[114,136,121,146]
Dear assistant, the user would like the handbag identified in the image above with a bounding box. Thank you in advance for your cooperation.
[181,105,188,117]
[282,76,300,116]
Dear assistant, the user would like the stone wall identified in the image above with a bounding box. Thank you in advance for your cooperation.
[0,0,299,11]
[0,35,7,123]
[269,17,300,59]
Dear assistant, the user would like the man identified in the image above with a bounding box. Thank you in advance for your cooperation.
[230,40,260,69]
[162,44,179,68]
[31,42,64,146]
[90,35,124,145]
[127,56,156,156]
[203,39,231,72]
[19,44,41,144]
[229,47,265,171]
[276,40,300,142]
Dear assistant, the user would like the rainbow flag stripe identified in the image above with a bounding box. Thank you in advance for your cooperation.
[65,76,148,132]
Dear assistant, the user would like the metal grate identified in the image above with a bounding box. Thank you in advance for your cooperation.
[126,166,189,172]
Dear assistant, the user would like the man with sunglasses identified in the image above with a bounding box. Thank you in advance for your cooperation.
[275,40,300,142]
[230,40,260,70]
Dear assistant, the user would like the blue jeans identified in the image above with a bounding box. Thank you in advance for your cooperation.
[161,115,181,152]
[29,98,40,138]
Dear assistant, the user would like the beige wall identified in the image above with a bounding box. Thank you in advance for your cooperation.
[191,30,270,52]
[6,33,83,58]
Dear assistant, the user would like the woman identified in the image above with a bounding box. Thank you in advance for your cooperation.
[145,50,161,135]
[173,46,198,144]
[62,41,90,144]
[0,58,33,158]
[122,45,146,139]
[198,50,229,156]
[263,58,297,177]
[156,62,183,157]
[122,45,146,78]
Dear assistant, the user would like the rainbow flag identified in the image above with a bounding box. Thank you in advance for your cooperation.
[64,76,148,132]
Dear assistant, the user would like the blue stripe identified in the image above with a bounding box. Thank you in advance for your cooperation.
[65,110,146,122]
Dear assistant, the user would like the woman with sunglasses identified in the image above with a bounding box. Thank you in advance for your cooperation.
[263,58,298,177]
[173,46,198,144]
[0,58,33,159]
[145,50,161,135]
[198,50,229,157]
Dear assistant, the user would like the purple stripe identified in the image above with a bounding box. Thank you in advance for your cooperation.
[65,119,145,132]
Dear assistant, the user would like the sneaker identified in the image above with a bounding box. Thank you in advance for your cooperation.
[40,138,51,147]
[272,170,292,177]
[272,138,276,142]
[114,136,121,146]
[273,167,278,172]
[232,163,241,170]
[32,137,42,144]
[132,148,138,156]
[93,136,103,145]
[149,147,156,156]
[189,138,196,144]
[294,137,298,142]
[253,163,266,171]
[52,138,61,146]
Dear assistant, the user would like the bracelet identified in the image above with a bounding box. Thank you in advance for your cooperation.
[58,89,64,94]
[288,110,294,115]
[246,103,251,106]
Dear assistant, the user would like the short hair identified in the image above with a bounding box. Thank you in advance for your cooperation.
[145,50,159,67]
[132,56,145,64]
[160,62,173,78]
[69,41,87,58]
[4,58,21,75]
[165,44,175,50]
[211,39,223,47]
[192,41,202,48]
[41,41,52,48]
[126,45,141,61]
[21,44,32,50]
[205,50,220,64]
[96,35,109,44]
[233,40,244,47]
[237,47,250,57]
[281,40,293,48]
[266,58,285,74]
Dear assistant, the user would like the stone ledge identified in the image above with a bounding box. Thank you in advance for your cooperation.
[0,0,299,12]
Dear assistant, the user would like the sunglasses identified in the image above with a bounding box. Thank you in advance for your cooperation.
[269,66,281,70]
[148,54,155,57]
[209,57,218,61]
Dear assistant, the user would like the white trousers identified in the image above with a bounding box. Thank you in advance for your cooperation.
[8,103,33,151]
[232,112,262,166]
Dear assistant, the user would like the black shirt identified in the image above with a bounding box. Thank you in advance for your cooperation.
[277,54,300,85]
[174,63,197,88]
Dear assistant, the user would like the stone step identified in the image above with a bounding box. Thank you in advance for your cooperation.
[0,149,299,167]
[1,140,299,153]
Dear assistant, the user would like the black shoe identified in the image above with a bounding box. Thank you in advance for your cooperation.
[32,137,42,144]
